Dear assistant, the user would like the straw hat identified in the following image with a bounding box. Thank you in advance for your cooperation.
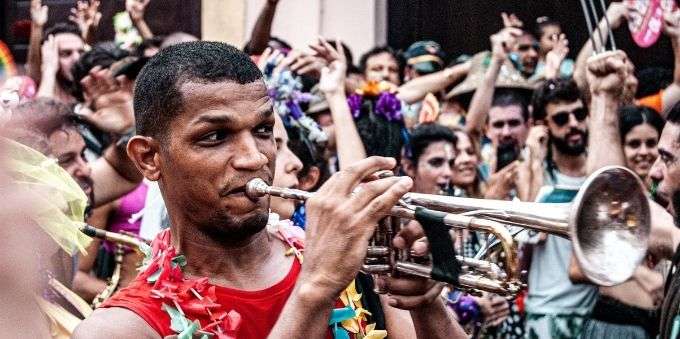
[445,51,535,106]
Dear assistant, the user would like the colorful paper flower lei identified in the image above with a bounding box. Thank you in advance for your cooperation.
[347,80,403,122]
[264,68,328,145]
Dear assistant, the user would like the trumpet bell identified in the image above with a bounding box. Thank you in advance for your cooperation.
[570,166,650,286]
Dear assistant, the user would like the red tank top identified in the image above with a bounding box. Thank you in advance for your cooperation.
[101,222,386,339]
[101,254,302,338]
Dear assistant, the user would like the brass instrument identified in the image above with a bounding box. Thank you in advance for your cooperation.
[246,178,523,296]
[401,166,651,286]
[80,225,146,308]
[245,165,650,294]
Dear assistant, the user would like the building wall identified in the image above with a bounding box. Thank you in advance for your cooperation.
[202,0,386,60]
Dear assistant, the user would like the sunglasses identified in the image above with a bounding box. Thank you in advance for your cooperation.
[550,108,588,127]
[517,43,540,52]
[491,118,523,129]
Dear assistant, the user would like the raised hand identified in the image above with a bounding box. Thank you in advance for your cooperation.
[490,27,522,62]
[78,66,134,134]
[313,38,347,95]
[484,160,519,200]
[545,33,569,79]
[586,50,631,98]
[126,0,151,23]
[30,0,48,27]
[501,12,523,29]
[69,0,102,40]
[663,8,680,40]
[301,157,413,300]
[40,35,59,75]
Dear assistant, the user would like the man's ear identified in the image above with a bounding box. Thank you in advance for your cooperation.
[126,136,161,181]
[402,158,416,178]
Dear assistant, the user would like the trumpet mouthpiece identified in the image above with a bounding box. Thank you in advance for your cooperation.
[245,178,270,198]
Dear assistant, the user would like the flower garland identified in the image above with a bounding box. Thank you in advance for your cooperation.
[136,214,385,339]
[264,68,328,145]
[347,81,403,122]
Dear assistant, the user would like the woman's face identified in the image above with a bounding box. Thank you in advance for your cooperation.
[624,123,659,179]
[452,132,478,187]
[413,141,456,194]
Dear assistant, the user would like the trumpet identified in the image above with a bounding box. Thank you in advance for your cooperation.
[402,165,651,286]
[246,165,651,295]
[246,179,523,296]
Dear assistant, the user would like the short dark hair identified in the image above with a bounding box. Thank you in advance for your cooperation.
[43,22,82,43]
[409,123,457,164]
[491,89,531,122]
[359,46,402,75]
[6,98,77,142]
[618,105,665,143]
[71,42,130,101]
[531,79,582,121]
[133,41,263,139]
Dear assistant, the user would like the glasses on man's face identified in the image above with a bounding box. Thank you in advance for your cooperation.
[550,108,588,127]
[491,118,523,129]
[517,43,540,52]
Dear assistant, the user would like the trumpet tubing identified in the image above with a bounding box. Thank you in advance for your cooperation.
[246,178,522,296]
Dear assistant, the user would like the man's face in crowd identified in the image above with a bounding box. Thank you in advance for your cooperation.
[650,123,680,214]
[409,141,456,195]
[514,33,539,76]
[364,52,400,85]
[624,123,659,180]
[486,104,528,148]
[544,100,588,156]
[269,114,303,219]
[157,80,276,241]
[48,127,94,198]
[55,33,85,81]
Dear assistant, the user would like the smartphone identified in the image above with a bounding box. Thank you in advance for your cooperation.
[496,142,519,171]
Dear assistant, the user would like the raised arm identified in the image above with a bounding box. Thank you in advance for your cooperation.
[585,50,629,174]
[79,68,142,206]
[27,0,48,83]
[247,0,281,55]
[69,0,102,46]
[36,35,59,99]
[574,2,630,92]
[126,0,153,40]
[661,9,680,116]
[313,38,367,169]
[396,61,471,104]
[464,27,521,138]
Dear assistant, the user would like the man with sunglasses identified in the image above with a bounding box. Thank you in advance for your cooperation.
[524,78,594,338]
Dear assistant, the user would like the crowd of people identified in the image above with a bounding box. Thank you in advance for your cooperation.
[4,0,680,338]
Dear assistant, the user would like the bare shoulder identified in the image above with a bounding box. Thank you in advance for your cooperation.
[73,307,160,339]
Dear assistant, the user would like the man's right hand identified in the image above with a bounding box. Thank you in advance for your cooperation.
[30,0,48,27]
[299,157,413,301]
[40,35,59,76]
[586,50,630,98]
[490,27,522,62]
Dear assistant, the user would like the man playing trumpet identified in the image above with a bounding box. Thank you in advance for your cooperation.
[74,41,465,338]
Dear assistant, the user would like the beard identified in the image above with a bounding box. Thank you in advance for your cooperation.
[551,128,588,156]
[199,209,270,245]
[672,190,680,228]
